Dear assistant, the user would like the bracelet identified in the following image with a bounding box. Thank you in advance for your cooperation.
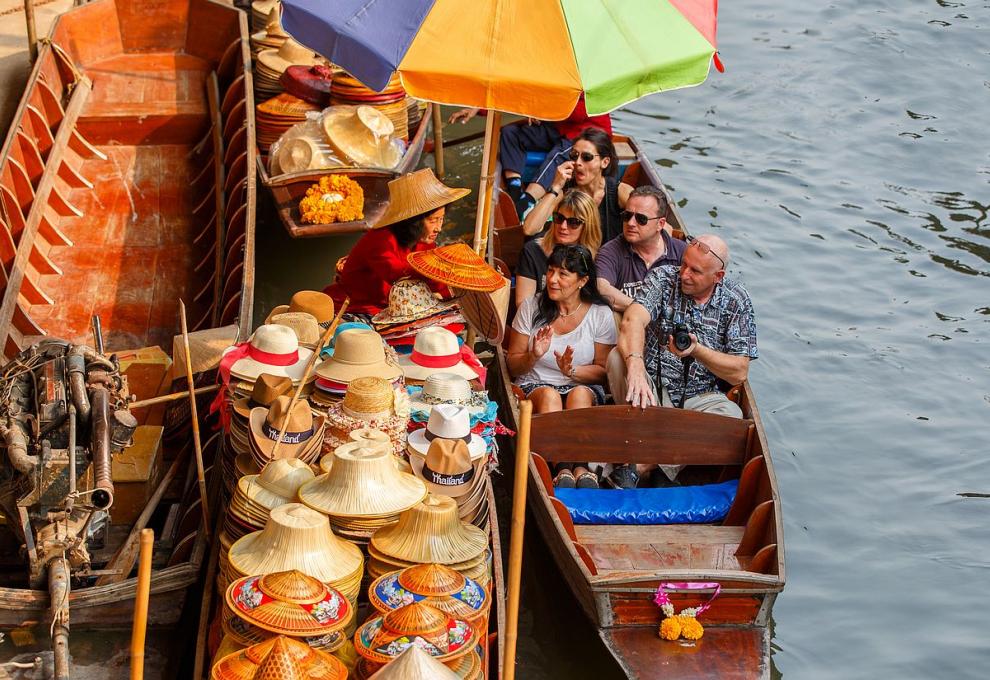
[568,366,577,380]
[625,352,643,362]
[546,188,560,198]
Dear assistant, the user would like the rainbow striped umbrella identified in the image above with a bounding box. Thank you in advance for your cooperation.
[281,0,720,119]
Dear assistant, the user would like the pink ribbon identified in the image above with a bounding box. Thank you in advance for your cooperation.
[653,582,722,616]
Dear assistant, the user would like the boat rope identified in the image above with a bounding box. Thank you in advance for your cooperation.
[37,38,86,89]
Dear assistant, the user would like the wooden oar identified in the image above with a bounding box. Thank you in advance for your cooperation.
[502,398,533,680]
[129,529,154,680]
[179,300,211,540]
[268,299,349,461]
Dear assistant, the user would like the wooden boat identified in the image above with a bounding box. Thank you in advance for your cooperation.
[0,0,254,649]
[486,134,785,678]
[256,103,433,238]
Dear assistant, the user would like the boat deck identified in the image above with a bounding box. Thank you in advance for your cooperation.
[577,525,753,574]
[602,626,769,680]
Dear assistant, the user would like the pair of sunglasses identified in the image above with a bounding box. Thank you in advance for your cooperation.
[568,150,599,163]
[552,212,585,228]
[621,209,663,227]
[685,234,726,269]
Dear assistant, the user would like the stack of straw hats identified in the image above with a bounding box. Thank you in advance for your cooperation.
[366,646,461,680]
[222,459,314,543]
[321,105,401,169]
[368,563,490,633]
[256,93,322,152]
[250,0,279,33]
[267,291,336,330]
[322,377,409,457]
[368,495,489,586]
[211,635,348,680]
[256,39,323,100]
[298,442,427,541]
[410,438,490,529]
[248,395,325,469]
[330,71,409,140]
[281,64,336,108]
[224,374,294,495]
[313,328,402,406]
[221,503,364,607]
[250,9,288,61]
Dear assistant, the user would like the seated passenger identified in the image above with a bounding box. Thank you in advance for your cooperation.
[449,95,611,215]
[609,234,757,488]
[522,128,633,244]
[507,244,616,489]
[515,190,602,308]
[596,185,686,312]
[324,169,466,319]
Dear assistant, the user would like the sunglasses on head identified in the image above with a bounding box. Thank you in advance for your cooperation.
[568,150,600,163]
[621,210,663,227]
[685,234,726,269]
[552,212,585,228]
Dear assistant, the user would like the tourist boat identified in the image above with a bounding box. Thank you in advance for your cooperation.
[0,0,254,656]
[256,104,432,238]
[486,133,785,679]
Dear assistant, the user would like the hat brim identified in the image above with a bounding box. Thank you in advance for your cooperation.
[407,395,487,418]
[249,406,325,460]
[397,356,479,382]
[225,345,314,383]
[406,430,486,460]
[315,357,403,384]
[371,299,457,327]
[407,250,506,293]
[372,187,471,230]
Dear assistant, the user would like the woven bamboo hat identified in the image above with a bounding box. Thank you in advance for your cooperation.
[371,495,487,565]
[270,312,321,349]
[373,169,470,230]
[226,570,354,637]
[240,458,315,510]
[369,564,489,625]
[407,243,505,292]
[321,105,400,168]
[258,39,322,75]
[367,646,460,680]
[211,635,347,680]
[234,374,294,420]
[354,602,477,665]
[249,396,325,462]
[267,291,336,327]
[315,329,402,384]
[297,443,426,519]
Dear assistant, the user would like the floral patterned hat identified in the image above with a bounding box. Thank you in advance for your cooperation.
[225,569,354,637]
[371,279,456,327]
[354,602,477,665]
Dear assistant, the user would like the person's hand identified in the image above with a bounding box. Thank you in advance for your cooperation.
[552,161,574,190]
[449,107,480,124]
[525,117,540,126]
[625,361,658,409]
[532,325,554,358]
[667,333,698,359]
[554,345,574,377]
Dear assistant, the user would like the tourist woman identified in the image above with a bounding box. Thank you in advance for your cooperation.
[521,127,633,243]
[507,244,617,488]
[325,168,468,318]
[515,190,602,306]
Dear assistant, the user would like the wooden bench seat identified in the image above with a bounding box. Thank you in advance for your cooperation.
[575,524,751,573]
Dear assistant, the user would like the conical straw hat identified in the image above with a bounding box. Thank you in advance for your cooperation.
[373,169,470,229]
[368,564,489,624]
[298,443,426,518]
[371,495,486,565]
[226,570,353,637]
[367,646,460,680]
[211,635,347,680]
[228,504,364,585]
[221,609,347,653]
[407,243,506,293]
[354,603,477,665]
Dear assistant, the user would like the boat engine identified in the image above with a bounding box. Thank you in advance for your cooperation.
[0,339,136,588]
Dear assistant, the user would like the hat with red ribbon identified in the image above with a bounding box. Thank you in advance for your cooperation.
[397,327,484,383]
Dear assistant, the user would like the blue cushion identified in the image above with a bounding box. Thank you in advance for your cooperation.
[555,480,739,525]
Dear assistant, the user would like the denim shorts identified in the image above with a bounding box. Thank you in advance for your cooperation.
[517,382,606,405]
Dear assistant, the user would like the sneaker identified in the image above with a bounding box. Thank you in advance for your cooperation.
[606,464,639,490]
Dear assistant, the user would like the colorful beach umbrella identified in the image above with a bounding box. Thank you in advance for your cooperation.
[281,0,720,119]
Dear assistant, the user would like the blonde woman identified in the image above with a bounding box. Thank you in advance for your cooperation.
[514,189,602,307]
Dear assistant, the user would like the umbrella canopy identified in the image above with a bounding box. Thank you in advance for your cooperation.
[282,0,719,118]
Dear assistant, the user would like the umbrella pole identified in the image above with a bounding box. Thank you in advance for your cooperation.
[431,104,445,178]
[472,111,502,257]
[502,398,533,680]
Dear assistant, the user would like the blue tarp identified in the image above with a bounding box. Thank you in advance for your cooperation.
[555,480,738,525]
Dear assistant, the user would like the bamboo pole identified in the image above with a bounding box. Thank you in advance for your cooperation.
[130,529,154,680]
[193,508,224,680]
[502,398,532,680]
[179,300,211,540]
[130,384,220,410]
[431,104,445,178]
[472,112,503,258]
[23,0,38,62]
[268,299,349,460]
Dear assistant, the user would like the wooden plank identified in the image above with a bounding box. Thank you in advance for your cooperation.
[206,72,225,326]
[576,524,744,546]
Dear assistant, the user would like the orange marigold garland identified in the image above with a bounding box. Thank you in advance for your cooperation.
[299,175,364,225]
[654,583,720,642]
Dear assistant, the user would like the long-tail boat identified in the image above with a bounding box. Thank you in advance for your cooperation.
[0,0,255,670]
[486,133,785,679]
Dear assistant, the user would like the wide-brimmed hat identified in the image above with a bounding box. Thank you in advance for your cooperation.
[354,602,477,665]
[258,39,322,75]
[397,328,480,382]
[233,374,294,420]
[269,312,321,350]
[319,321,371,358]
[240,458,315,510]
[324,377,409,454]
[267,291,336,327]
[223,325,314,383]
[373,169,470,230]
[321,105,400,169]
[210,635,347,680]
[225,570,354,637]
[249,396,324,462]
[369,563,490,626]
[407,243,506,293]
[406,405,485,460]
[452,284,509,344]
[416,439,475,499]
[371,279,456,327]
[371,494,487,565]
[315,328,402,383]
[408,373,490,418]
[367,646,461,680]
[273,137,325,175]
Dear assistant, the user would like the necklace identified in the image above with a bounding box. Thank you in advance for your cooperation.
[558,303,584,319]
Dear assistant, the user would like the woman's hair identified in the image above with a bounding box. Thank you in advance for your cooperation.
[541,190,602,258]
[572,127,618,178]
[389,216,426,249]
[533,244,610,328]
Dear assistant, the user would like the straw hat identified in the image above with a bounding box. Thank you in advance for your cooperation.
[321,105,400,169]
[367,646,460,680]
[320,321,371,357]
[315,329,402,383]
[239,458,315,510]
[211,635,347,680]
[373,169,470,230]
[371,279,456,327]
[452,285,508,344]
[223,325,314,382]
[270,312,321,350]
[414,439,475,499]
[324,378,408,454]
[249,396,324,461]
[233,374,294,420]
[369,564,489,625]
[226,570,354,637]
[267,291,336,327]
[407,243,506,292]
[297,443,426,518]
[371,495,487,565]
[219,606,348,654]
[406,405,486,460]
[274,138,324,175]
[397,328,480,382]
[408,374,490,418]
[354,602,477,665]
[258,39,322,75]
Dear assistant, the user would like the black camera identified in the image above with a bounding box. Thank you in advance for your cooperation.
[672,322,693,352]
[659,306,693,352]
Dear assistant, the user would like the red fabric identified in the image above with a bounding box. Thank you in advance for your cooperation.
[324,228,451,315]
[554,94,612,139]
[410,349,461,368]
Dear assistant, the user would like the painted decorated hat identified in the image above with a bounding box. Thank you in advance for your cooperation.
[353,602,477,665]
[371,279,456,327]
[210,635,347,680]
[370,495,487,566]
[368,563,489,625]
[225,570,354,637]
[406,243,505,293]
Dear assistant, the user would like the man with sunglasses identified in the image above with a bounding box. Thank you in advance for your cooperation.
[596,186,686,313]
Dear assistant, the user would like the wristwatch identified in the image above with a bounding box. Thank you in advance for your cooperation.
[546,187,560,198]
[568,366,577,380]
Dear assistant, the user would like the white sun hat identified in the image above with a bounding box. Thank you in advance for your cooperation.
[406,404,486,461]
[397,327,480,382]
[222,324,314,382]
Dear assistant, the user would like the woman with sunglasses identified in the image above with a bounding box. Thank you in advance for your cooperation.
[507,244,617,489]
[522,127,633,244]
[515,190,602,307]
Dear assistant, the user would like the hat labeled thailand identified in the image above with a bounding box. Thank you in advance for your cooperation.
[315,328,402,383]
[249,396,324,462]
[371,494,487,566]
[258,39,322,75]
[226,570,354,638]
[416,439,475,499]
[270,312,321,350]
[371,279,456,328]
[354,602,477,665]
[234,374,294,420]
[321,105,400,169]
[367,646,461,680]
[406,404,485,460]
[211,635,347,680]
[408,373,489,418]
[223,325,314,383]
[397,328,480,382]
[239,458,315,511]
[369,563,489,626]
[407,243,505,293]
[267,291,336,328]
[297,442,426,519]
[373,168,470,230]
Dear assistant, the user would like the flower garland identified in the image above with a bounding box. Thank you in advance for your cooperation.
[299,174,364,225]
[653,582,721,642]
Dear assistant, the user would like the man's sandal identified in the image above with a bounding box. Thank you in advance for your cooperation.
[553,469,576,489]
[574,468,600,489]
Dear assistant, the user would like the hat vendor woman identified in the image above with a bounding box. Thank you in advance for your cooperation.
[324,168,470,317]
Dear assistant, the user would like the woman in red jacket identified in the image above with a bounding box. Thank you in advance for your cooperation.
[325,168,469,317]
